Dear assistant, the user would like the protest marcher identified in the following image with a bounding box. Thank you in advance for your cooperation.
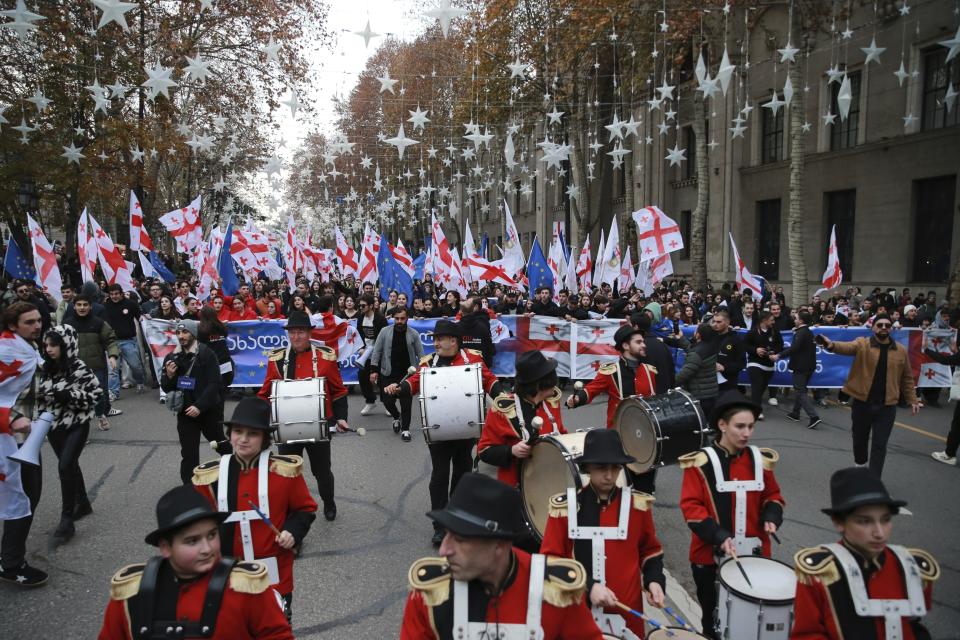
[65,294,120,430]
[357,294,388,416]
[774,311,822,429]
[369,306,423,442]
[103,284,145,400]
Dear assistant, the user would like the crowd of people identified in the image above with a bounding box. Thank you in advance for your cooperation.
[1,251,956,638]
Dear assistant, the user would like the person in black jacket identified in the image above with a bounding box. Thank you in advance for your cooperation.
[631,313,675,394]
[457,296,495,367]
[774,311,821,429]
[357,294,388,416]
[103,284,145,401]
[495,290,523,315]
[711,309,746,393]
[160,319,226,484]
[198,307,235,435]
[744,311,784,418]
[528,286,561,317]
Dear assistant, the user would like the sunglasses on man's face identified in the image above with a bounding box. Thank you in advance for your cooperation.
[874,323,892,328]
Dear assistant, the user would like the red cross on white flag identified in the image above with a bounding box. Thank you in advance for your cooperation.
[129,190,154,253]
[26,214,63,302]
[728,233,763,297]
[632,205,683,260]
[821,225,843,291]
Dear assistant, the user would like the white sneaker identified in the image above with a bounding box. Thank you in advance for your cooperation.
[401,430,412,442]
[360,403,376,416]
[768,397,779,406]
[931,451,957,465]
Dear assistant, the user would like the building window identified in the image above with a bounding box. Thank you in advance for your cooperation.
[756,199,781,280]
[922,48,960,130]
[825,189,856,280]
[830,71,861,150]
[913,176,956,281]
[684,127,697,179]
[760,97,784,164]
[679,210,692,259]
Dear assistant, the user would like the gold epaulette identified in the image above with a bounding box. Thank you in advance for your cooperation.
[794,547,841,586]
[269,454,303,478]
[546,386,562,408]
[465,348,483,357]
[597,362,617,375]
[548,493,568,518]
[543,557,587,607]
[419,354,432,366]
[192,459,220,486]
[229,561,270,594]
[109,564,145,600]
[315,345,337,362]
[408,557,451,607]
[631,491,655,511]
[493,393,517,418]
[909,548,940,583]
[759,448,779,471]
[268,348,286,362]
[678,451,708,469]
[643,364,658,375]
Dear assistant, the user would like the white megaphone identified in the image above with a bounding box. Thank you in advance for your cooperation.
[8,411,54,467]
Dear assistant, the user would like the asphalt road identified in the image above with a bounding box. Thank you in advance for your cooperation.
[1,385,958,639]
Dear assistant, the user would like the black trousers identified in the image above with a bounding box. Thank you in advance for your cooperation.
[279,439,334,506]
[176,409,226,484]
[380,376,413,430]
[47,424,90,517]
[851,400,897,477]
[947,402,960,458]
[1,449,42,570]
[427,440,473,517]
[692,563,718,640]
[748,368,774,406]
[358,362,377,403]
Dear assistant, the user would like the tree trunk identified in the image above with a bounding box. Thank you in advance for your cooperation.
[787,55,808,308]
[690,93,709,291]
[568,116,589,248]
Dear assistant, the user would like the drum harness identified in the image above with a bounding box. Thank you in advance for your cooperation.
[822,543,927,640]
[565,486,640,640]
[703,445,764,558]
[281,346,319,380]
[453,553,547,640]
[219,450,279,585]
[514,394,560,441]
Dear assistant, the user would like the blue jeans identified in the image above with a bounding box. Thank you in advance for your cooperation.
[109,339,145,394]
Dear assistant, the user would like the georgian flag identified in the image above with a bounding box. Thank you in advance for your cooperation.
[88,213,135,292]
[820,225,843,291]
[633,206,683,260]
[598,217,621,287]
[159,195,203,254]
[129,190,154,252]
[309,311,362,361]
[0,330,42,520]
[575,238,593,292]
[357,224,381,284]
[77,209,97,283]
[26,214,63,302]
[334,226,359,278]
[729,233,763,297]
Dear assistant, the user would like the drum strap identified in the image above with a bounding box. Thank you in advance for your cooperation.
[566,487,630,585]
[219,451,279,585]
[281,347,319,380]
[515,394,560,437]
[703,445,763,555]
[824,543,926,640]
[452,554,545,640]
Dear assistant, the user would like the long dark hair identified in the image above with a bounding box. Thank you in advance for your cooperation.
[199,306,228,338]
[515,371,559,400]
[42,331,69,376]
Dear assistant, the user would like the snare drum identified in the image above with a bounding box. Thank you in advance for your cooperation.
[270,378,329,444]
[716,556,796,640]
[613,389,709,473]
[418,363,485,443]
[648,629,709,640]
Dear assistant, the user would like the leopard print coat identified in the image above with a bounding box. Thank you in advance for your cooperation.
[36,325,102,431]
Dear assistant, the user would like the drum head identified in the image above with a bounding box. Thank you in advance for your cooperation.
[520,433,588,538]
[648,628,708,639]
[613,398,658,473]
[718,556,796,604]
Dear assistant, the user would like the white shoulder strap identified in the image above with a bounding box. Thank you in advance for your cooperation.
[526,554,545,632]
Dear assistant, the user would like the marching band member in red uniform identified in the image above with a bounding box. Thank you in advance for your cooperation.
[98,485,293,639]
[257,308,348,522]
[790,467,939,640]
[399,473,603,640]
[193,397,317,621]
[478,351,567,488]
[679,390,785,640]
[386,319,505,547]
[540,429,665,640]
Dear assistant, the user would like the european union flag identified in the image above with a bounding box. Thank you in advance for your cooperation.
[526,237,553,293]
[479,232,489,260]
[412,252,426,281]
[148,251,176,283]
[2,236,37,282]
[376,235,413,303]
[218,220,240,296]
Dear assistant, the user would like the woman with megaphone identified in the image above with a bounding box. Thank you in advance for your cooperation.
[34,325,103,542]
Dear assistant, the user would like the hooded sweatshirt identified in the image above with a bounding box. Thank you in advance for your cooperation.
[36,325,102,430]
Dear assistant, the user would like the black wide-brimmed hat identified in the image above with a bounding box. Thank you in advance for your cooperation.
[223,397,274,432]
[613,325,643,350]
[822,467,907,516]
[427,473,526,539]
[285,310,313,330]
[432,319,460,338]
[709,390,761,429]
[145,485,229,546]
[577,428,636,466]
[515,351,558,382]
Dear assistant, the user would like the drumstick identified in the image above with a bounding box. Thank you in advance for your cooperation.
[729,548,754,588]
[771,531,782,545]
[613,602,673,636]
[663,606,695,632]
[344,426,366,436]
[243,496,284,538]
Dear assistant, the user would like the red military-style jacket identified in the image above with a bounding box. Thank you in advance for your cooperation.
[401,349,499,397]
[477,390,567,487]
[572,358,657,427]
[679,442,785,565]
[790,541,939,640]
[540,487,666,639]
[399,549,603,640]
[193,453,317,595]
[98,559,293,640]
[257,344,347,419]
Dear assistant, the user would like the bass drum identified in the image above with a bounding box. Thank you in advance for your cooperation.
[270,378,329,444]
[519,431,626,541]
[418,363,486,443]
[613,389,709,473]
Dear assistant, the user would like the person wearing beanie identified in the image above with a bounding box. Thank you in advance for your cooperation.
[160,319,225,483]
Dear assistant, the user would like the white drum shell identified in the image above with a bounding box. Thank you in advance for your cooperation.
[716,556,796,640]
[270,378,329,443]
[418,363,485,443]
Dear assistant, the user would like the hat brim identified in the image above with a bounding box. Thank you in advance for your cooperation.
[426,509,523,540]
[578,453,637,466]
[144,510,229,546]
[519,357,558,382]
[821,496,907,517]
[285,322,313,330]
[223,419,275,432]
[710,399,761,429]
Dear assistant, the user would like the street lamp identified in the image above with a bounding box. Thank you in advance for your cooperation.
[18,178,36,212]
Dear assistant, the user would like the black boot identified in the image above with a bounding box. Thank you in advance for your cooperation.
[54,515,75,541]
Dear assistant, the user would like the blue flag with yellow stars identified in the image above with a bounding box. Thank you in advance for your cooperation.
[3,236,37,282]
[376,235,413,303]
[526,236,553,294]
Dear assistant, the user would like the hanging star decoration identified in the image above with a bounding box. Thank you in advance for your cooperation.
[26,89,52,112]
[424,0,467,38]
[822,111,837,126]
[142,62,177,100]
[376,72,398,94]
[902,112,917,129]
[507,59,529,79]
[763,90,785,117]
[656,80,675,101]
[263,35,281,63]
[944,83,958,113]
[782,76,794,107]
[801,122,812,133]
[130,145,145,163]
[354,19,380,48]
[281,88,301,119]
[90,0,136,31]
[729,116,747,139]
[108,80,129,98]
[0,0,45,40]
[893,61,910,87]
[566,184,580,201]
[183,53,212,84]
[836,75,853,121]
[665,144,686,167]
[605,114,625,141]
[545,106,564,125]
[622,115,641,139]
[407,106,430,131]
[384,123,419,159]
[860,37,886,66]
[940,26,960,63]
[777,41,800,64]
[62,142,85,165]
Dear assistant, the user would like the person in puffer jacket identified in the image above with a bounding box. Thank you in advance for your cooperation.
[36,325,102,542]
